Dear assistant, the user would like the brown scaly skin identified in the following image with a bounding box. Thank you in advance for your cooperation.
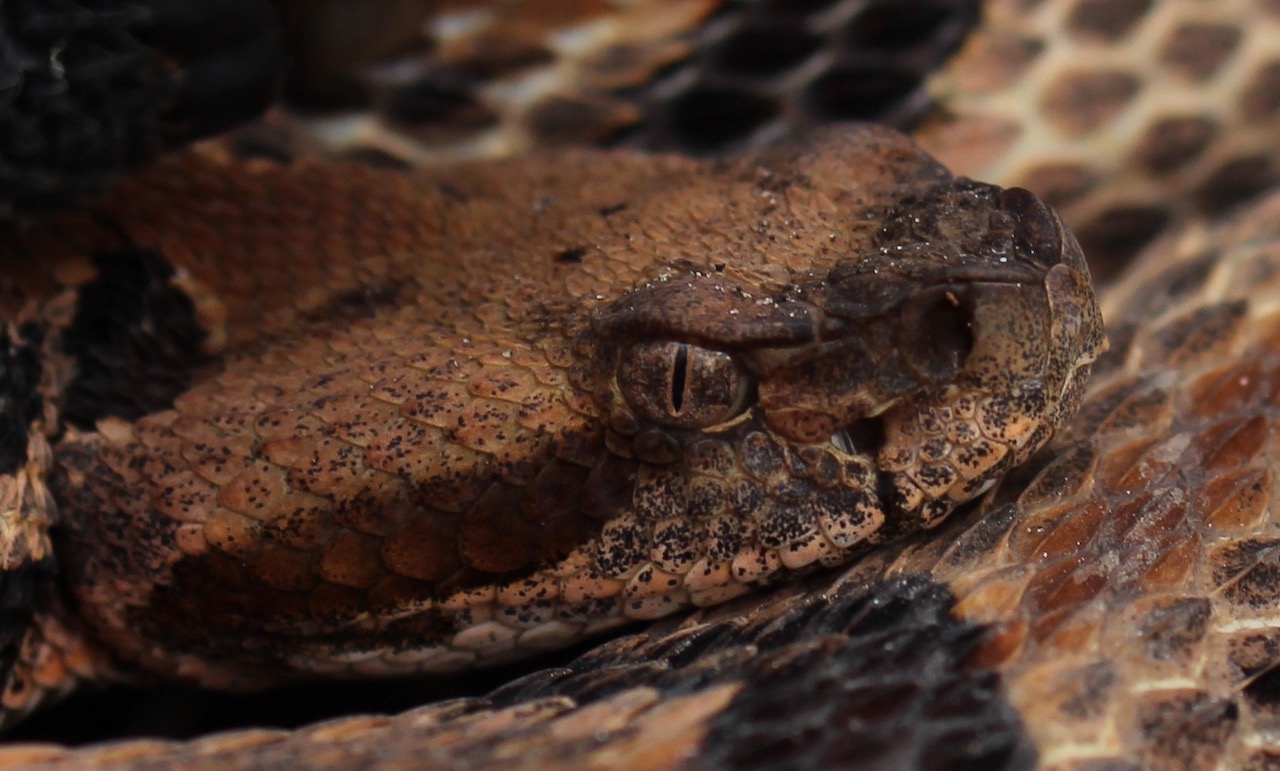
[10,177,1280,771]
[0,125,1101,724]
[0,1,1273,765]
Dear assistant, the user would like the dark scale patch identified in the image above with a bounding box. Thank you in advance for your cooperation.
[1211,538,1280,611]
[1075,206,1171,280]
[1244,662,1280,713]
[1132,248,1221,317]
[1226,631,1280,683]
[1008,443,1097,508]
[1071,376,1170,435]
[552,247,587,264]
[1243,62,1280,122]
[1194,155,1280,216]
[1136,116,1219,174]
[662,87,780,153]
[1146,297,1244,363]
[1159,23,1242,82]
[1041,70,1142,137]
[0,323,43,474]
[524,95,640,147]
[60,248,211,429]
[1136,597,1210,663]
[610,0,980,154]
[375,77,488,127]
[298,283,405,325]
[1136,691,1238,769]
[0,556,55,709]
[713,20,819,78]
[482,574,1033,770]
[697,575,1034,770]
[1059,662,1117,720]
[1066,0,1153,40]
[0,0,283,216]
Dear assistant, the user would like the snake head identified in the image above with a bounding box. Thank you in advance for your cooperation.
[41,127,1106,681]
[772,182,1106,535]
[594,170,1104,601]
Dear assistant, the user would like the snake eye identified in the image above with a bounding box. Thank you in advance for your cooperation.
[618,341,749,429]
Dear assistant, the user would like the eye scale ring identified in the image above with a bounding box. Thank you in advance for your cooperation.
[618,341,751,430]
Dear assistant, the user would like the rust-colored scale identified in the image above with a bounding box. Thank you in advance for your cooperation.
[0,125,1099,712]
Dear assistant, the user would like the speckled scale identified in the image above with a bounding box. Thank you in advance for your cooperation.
[631,466,689,522]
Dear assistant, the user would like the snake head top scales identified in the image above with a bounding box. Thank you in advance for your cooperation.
[4,124,1102,708]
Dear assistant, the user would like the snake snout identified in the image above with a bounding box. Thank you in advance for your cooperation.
[856,188,1104,529]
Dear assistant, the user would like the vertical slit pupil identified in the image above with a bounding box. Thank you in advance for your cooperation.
[671,343,689,414]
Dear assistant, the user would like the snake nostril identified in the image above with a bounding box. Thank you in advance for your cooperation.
[900,285,974,382]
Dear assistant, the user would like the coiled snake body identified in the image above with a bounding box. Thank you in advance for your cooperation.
[1,0,1280,768]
